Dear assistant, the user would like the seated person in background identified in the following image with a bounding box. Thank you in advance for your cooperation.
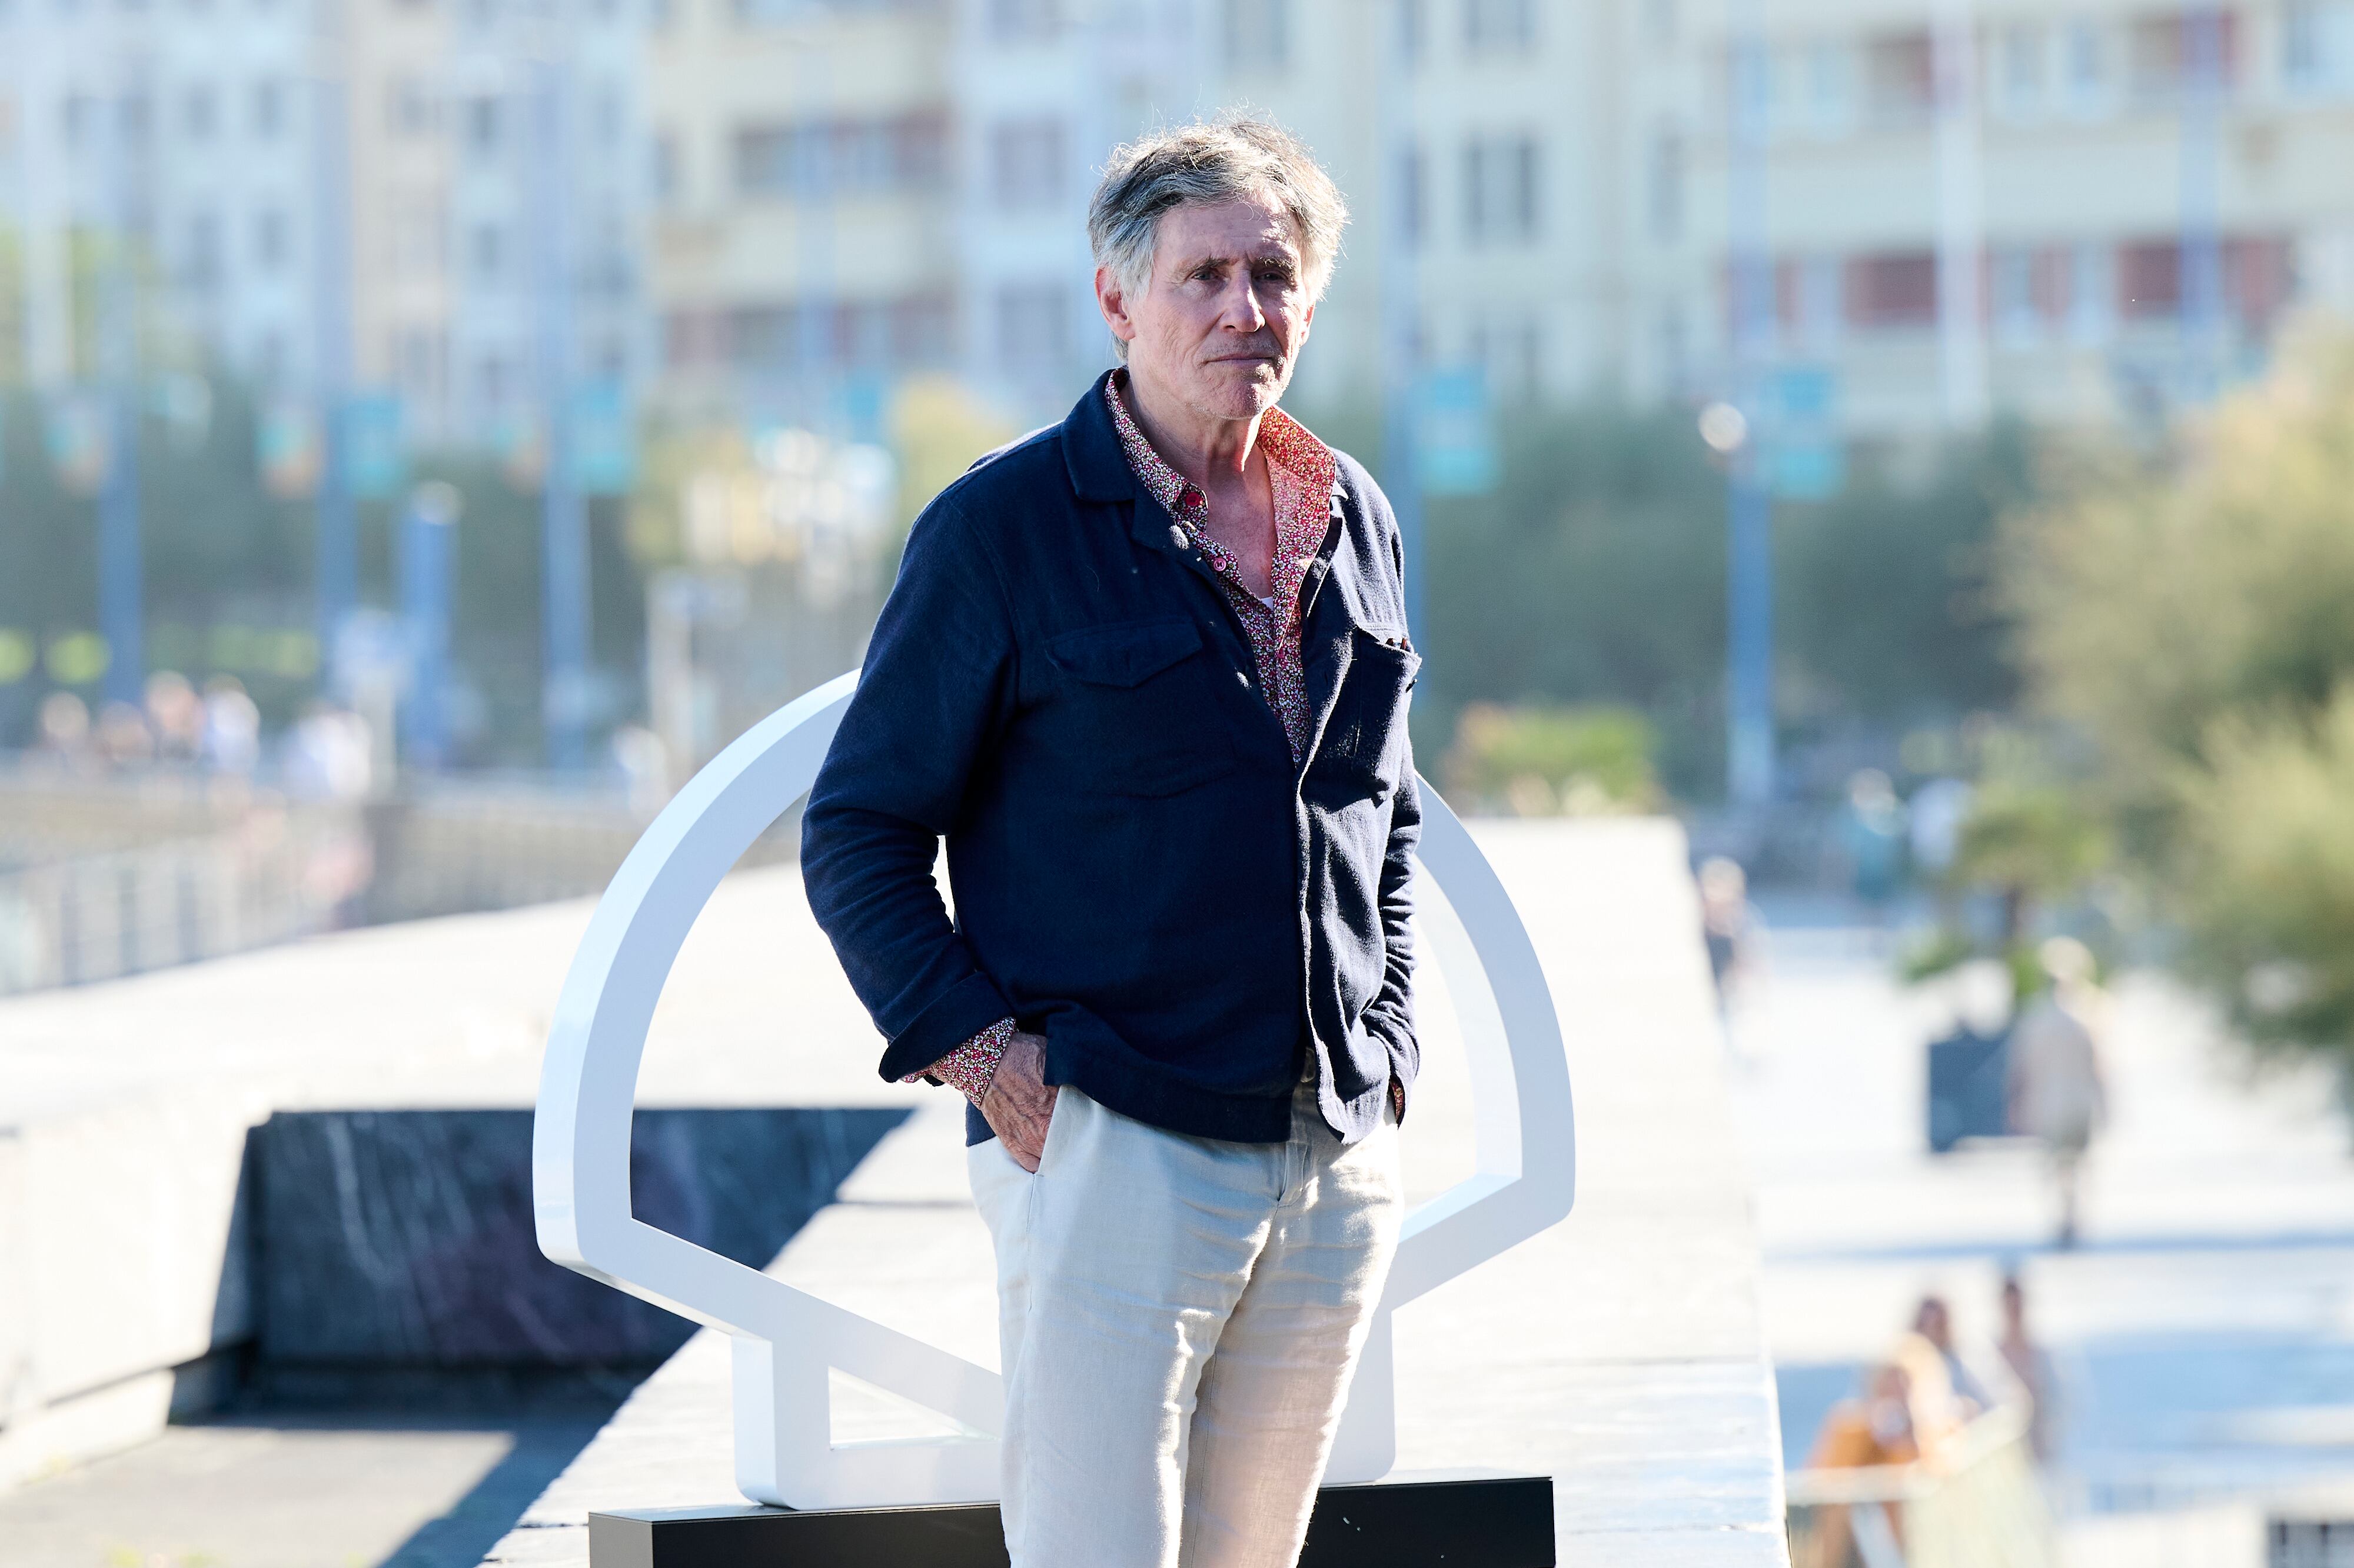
[1911,1293,1991,1415]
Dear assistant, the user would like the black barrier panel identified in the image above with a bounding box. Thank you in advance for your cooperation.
[588,1476,1556,1568]
[251,1106,907,1367]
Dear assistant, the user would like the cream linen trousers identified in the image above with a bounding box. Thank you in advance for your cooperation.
[967,1071,1403,1568]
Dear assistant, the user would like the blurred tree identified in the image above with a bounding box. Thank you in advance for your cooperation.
[1778,425,2032,727]
[2004,328,2354,1067]
[2006,332,2354,813]
[890,375,1018,547]
[2178,690,2354,1068]
[1441,701,1661,816]
[1419,405,1726,794]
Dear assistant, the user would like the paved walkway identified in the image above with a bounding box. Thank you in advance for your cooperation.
[1728,907,2354,1568]
[485,821,1791,1566]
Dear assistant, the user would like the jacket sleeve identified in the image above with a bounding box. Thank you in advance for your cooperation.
[1359,501,1421,1077]
[802,497,1019,1084]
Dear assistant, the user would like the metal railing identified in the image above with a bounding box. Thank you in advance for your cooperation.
[0,810,370,993]
[1787,1404,2057,1568]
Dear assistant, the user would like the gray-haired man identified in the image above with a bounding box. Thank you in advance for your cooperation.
[802,115,1419,1567]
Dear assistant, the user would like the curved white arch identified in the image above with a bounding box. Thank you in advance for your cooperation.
[533,670,1575,1507]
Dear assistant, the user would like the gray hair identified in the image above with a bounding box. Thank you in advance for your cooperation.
[1087,114,1349,356]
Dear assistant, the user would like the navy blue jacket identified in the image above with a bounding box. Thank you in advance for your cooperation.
[802,372,1421,1146]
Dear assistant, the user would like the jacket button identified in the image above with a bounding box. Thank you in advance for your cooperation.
[1236,671,1250,687]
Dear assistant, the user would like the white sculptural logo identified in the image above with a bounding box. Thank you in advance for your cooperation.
[534,672,1577,1509]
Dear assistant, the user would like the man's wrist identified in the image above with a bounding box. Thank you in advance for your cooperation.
[903,1017,1016,1106]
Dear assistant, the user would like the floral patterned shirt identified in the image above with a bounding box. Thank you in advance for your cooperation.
[908,371,1341,1106]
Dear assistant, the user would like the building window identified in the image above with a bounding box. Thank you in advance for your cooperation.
[1223,0,1289,71]
[1398,0,1425,65]
[1795,254,1841,347]
[1463,0,1534,53]
[471,222,504,284]
[2129,12,2237,100]
[1843,251,1937,329]
[252,76,284,139]
[466,95,501,158]
[2118,239,2182,318]
[2069,242,2114,340]
[1802,41,1855,132]
[892,292,953,368]
[388,75,431,137]
[988,0,1062,42]
[2064,20,2107,108]
[653,131,681,205]
[183,83,216,139]
[1862,31,1933,122]
[254,207,288,271]
[1991,245,2039,338]
[1462,134,1540,245]
[1997,22,2042,111]
[1646,127,1681,242]
[996,281,1070,376]
[184,209,220,287]
[990,116,1066,211]
[733,114,947,199]
[1399,143,1425,246]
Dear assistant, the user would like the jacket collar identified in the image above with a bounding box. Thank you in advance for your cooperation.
[1061,368,1143,505]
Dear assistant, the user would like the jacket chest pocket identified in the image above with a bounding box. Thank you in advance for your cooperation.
[1315,625,1420,801]
[1046,618,1239,797]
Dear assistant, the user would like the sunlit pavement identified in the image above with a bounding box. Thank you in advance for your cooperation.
[0,1412,613,1568]
[1730,899,2354,1568]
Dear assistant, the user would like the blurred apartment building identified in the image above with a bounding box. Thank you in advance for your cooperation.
[0,0,647,443]
[646,0,2354,442]
[8,0,2354,452]
[1647,0,2354,439]
[641,0,1624,425]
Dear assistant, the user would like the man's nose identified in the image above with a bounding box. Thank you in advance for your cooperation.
[1219,275,1270,332]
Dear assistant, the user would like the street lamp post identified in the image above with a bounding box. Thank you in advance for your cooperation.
[400,481,463,771]
[1724,0,1774,808]
[529,24,591,771]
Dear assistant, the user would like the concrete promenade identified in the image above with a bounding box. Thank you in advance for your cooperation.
[483,819,1790,1567]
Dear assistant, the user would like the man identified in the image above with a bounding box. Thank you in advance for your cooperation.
[802,115,1419,1568]
[2006,937,2110,1249]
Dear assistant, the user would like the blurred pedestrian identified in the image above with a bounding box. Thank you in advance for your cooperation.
[1698,856,1759,1022]
[1907,777,1973,880]
[94,700,155,768]
[1807,1359,1920,1472]
[1997,1273,2061,1463]
[1838,769,1906,918]
[1910,1293,1991,1414]
[144,670,204,764]
[282,701,373,800]
[201,677,263,777]
[35,691,93,770]
[2007,937,2109,1249]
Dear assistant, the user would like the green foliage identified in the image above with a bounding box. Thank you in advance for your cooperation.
[1947,780,2110,908]
[2176,687,2354,1067]
[2003,328,2354,1066]
[1440,700,1661,816]
[2006,334,2354,810]
[1390,401,2037,801]
[1417,404,1727,795]
[1777,425,2032,725]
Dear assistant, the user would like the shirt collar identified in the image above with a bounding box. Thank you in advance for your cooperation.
[1105,369,1338,527]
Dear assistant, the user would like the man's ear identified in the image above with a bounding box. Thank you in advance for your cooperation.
[1095,264,1139,351]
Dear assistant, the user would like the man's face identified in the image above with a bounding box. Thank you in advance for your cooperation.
[1100,192,1315,423]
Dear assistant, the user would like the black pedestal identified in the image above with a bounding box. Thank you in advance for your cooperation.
[589,1474,1555,1567]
